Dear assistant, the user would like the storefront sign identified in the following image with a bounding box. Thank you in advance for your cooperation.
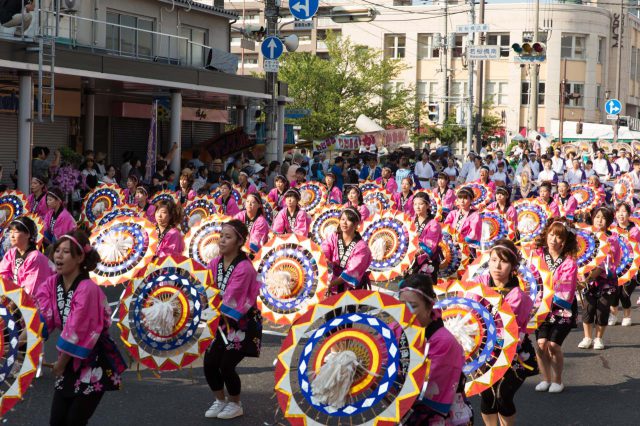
[0,91,19,113]
[313,128,408,152]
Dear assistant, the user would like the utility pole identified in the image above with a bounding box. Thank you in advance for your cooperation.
[528,0,540,136]
[559,60,567,145]
[474,0,485,152]
[265,0,280,162]
[466,0,476,154]
[614,0,624,143]
[439,0,449,124]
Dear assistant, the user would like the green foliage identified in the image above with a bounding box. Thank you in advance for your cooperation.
[58,146,83,167]
[425,117,466,147]
[278,31,415,140]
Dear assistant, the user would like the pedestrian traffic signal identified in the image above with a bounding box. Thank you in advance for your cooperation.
[427,103,439,122]
[512,41,546,62]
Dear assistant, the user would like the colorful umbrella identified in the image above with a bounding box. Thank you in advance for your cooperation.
[571,184,604,216]
[232,184,254,205]
[479,208,516,251]
[182,195,217,232]
[361,211,418,282]
[423,189,443,221]
[183,214,231,267]
[96,206,142,228]
[0,277,43,416]
[80,183,125,228]
[0,190,28,229]
[463,248,554,333]
[613,174,634,206]
[309,206,343,246]
[513,198,553,243]
[261,195,277,225]
[90,216,158,286]
[574,224,610,277]
[610,227,640,286]
[297,182,328,215]
[438,224,470,282]
[460,182,494,210]
[212,186,243,205]
[253,234,329,325]
[434,280,519,396]
[363,188,397,217]
[150,190,179,205]
[359,180,381,193]
[274,290,428,426]
[118,255,221,371]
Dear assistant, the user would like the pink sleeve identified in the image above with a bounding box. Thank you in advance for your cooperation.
[506,206,518,226]
[19,251,54,295]
[444,210,456,226]
[487,181,496,192]
[33,274,59,336]
[549,201,560,218]
[631,226,640,243]
[405,196,415,217]
[392,193,400,209]
[504,288,534,335]
[37,197,50,219]
[358,204,370,222]
[420,220,442,257]
[267,189,278,205]
[443,190,456,211]
[272,210,286,234]
[188,190,197,201]
[606,236,621,275]
[462,212,481,245]
[248,216,269,252]
[145,205,157,224]
[220,261,260,320]
[226,198,240,216]
[0,249,14,282]
[54,211,77,239]
[329,187,342,204]
[157,228,185,258]
[566,196,577,218]
[388,179,398,194]
[423,329,464,415]
[321,232,337,262]
[341,241,372,288]
[294,211,311,237]
[248,185,258,195]
[552,258,577,309]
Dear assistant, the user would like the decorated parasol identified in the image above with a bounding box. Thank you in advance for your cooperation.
[96,206,142,228]
[362,188,397,218]
[80,184,124,228]
[423,190,443,221]
[90,216,158,286]
[613,174,634,206]
[460,182,494,210]
[182,195,217,232]
[183,214,231,267]
[0,277,43,416]
[150,190,179,205]
[261,195,277,225]
[463,248,554,332]
[361,212,418,282]
[513,198,553,243]
[253,234,329,325]
[438,224,471,283]
[479,208,516,251]
[434,280,519,396]
[0,213,45,259]
[571,183,604,216]
[298,182,328,215]
[610,227,640,285]
[0,191,28,229]
[274,290,428,426]
[359,180,380,193]
[574,224,610,277]
[212,186,243,205]
[118,255,221,371]
[309,206,343,246]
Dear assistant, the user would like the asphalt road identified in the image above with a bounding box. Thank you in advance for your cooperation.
[5,288,640,426]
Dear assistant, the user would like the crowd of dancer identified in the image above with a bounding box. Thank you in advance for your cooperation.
[1,136,638,425]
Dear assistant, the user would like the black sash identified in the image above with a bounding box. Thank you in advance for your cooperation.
[31,193,45,213]
[216,253,247,294]
[338,234,361,268]
[286,209,299,232]
[544,249,565,273]
[13,247,35,282]
[56,274,86,327]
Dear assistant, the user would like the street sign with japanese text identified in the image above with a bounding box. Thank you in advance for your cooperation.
[456,24,489,33]
[468,45,500,60]
[264,59,279,73]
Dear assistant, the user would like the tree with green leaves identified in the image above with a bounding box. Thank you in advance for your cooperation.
[278,31,415,140]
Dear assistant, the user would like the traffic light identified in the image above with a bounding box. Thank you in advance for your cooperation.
[427,103,439,122]
[512,42,546,61]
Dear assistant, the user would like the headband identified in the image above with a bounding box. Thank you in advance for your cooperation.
[554,220,576,235]
[399,287,436,305]
[275,174,287,182]
[285,188,301,198]
[457,187,474,198]
[491,244,519,260]
[239,171,249,178]
[137,186,149,196]
[47,190,63,202]
[496,186,510,196]
[9,218,32,237]
[33,176,46,185]
[59,235,92,254]
[222,223,246,242]
[343,206,362,222]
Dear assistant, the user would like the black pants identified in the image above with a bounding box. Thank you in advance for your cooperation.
[480,368,524,417]
[203,340,245,396]
[612,280,637,310]
[583,292,615,326]
[50,390,104,426]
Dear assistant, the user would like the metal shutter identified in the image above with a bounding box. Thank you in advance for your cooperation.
[0,114,18,188]
[111,117,151,167]
[34,117,70,152]
[183,121,219,150]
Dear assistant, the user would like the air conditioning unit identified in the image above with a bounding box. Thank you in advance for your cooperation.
[205,47,239,74]
[62,0,79,12]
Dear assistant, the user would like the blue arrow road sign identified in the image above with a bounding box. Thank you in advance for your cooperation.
[605,99,622,115]
[289,0,319,20]
[261,36,284,60]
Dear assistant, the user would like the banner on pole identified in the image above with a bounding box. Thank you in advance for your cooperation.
[144,100,158,183]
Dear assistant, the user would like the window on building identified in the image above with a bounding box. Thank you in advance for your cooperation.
[417,34,440,59]
[487,33,510,57]
[596,84,602,108]
[598,37,606,64]
[384,81,405,94]
[451,81,468,102]
[632,48,638,81]
[561,35,586,60]
[106,11,155,58]
[486,81,509,105]
[417,80,438,103]
[231,37,242,46]
[523,31,548,43]
[180,26,208,67]
[521,81,545,105]
[384,34,406,59]
[564,83,584,107]
[452,35,464,58]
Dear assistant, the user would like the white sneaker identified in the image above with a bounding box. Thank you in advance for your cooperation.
[205,399,227,418]
[577,337,593,349]
[608,314,618,326]
[535,381,551,392]
[548,383,565,393]
[621,317,633,327]
[217,401,243,419]
[593,338,605,350]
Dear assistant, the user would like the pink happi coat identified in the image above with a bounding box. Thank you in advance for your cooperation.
[537,196,560,217]
[216,196,241,216]
[375,177,398,194]
[413,218,442,262]
[0,248,54,294]
[156,227,185,258]
[43,208,77,244]
[431,188,456,216]
[444,209,482,246]
[534,247,577,320]
[142,204,156,224]
[342,202,370,222]
[27,192,50,219]
[392,192,415,217]
[476,274,534,337]
[321,232,372,290]
[486,202,518,230]
[554,194,578,221]
[35,275,112,370]
[234,211,270,253]
[327,186,343,204]
[208,256,260,321]
[272,208,311,237]
[267,188,287,210]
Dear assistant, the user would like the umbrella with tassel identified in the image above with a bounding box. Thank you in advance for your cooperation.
[183,214,231,267]
[573,224,610,277]
[309,206,343,246]
[95,206,142,228]
[274,290,428,425]
[253,234,329,325]
[362,188,397,218]
[437,224,470,284]
[80,183,124,229]
[182,195,217,233]
[610,225,640,286]
[298,182,328,216]
[90,216,158,286]
[512,198,553,243]
[118,255,221,371]
[149,189,179,206]
[0,277,43,416]
[0,190,28,229]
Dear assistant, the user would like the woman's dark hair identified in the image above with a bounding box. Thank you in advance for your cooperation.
[268,161,280,174]
[135,184,150,198]
[245,193,264,218]
[180,171,194,187]
[495,186,511,210]
[591,206,614,228]
[47,187,65,204]
[341,207,361,225]
[50,230,101,272]
[9,216,38,246]
[399,273,436,307]
[222,219,249,245]
[456,186,474,200]
[539,182,552,192]
[616,202,632,215]
[533,218,578,257]
[490,238,520,272]
[413,191,434,221]
[558,180,571,191]
[346,185,364,205]
[219,180,233,191]
[106,164,116,174]
[154,199,183,228]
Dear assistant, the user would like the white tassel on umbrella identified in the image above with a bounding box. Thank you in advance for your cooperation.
[0,210,7,224]
[142,291,181,336]
[266,270,294,298]
[189,213,203,228]
[96,232,134,263]
[301,191,312,205]
[366,203,379,216]
[311,350,359,409]
[201,242,220,264]
[322,224,338,240]
[92,201,107,218]
[444,312,479,354]
[370,237,387,261]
